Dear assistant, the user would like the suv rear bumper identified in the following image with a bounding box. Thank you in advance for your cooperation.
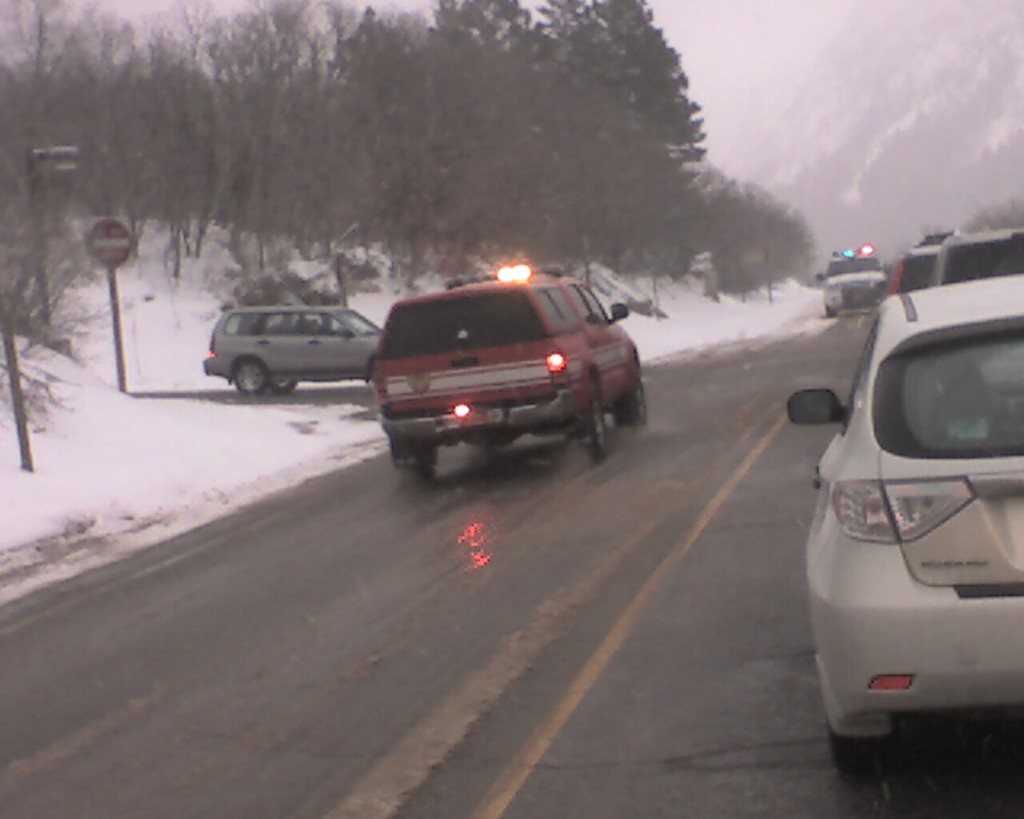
[382,389,576,442]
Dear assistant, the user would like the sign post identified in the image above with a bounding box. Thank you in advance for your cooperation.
[0,297,34,471]
[86,218,134,393]
[27,145,79,326]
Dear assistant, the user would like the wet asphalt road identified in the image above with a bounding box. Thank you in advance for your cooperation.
[3,314,1024,818]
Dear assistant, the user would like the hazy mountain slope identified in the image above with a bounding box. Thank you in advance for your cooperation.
[742,0,1024,263]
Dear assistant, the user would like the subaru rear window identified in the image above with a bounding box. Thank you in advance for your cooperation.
[874,330,1024,458]
[378,291,548,359]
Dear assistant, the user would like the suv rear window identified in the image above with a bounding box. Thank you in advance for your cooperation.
[898,252,938,292]
[942,234,1024,284]
[875,330,1024,458]
[379,290,548,359]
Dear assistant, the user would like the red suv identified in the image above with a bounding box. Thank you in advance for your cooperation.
[372,265,646,478]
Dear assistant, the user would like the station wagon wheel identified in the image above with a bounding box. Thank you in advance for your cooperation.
[585,377,608,462]
[233,359,270,395]
[269,378,297,395]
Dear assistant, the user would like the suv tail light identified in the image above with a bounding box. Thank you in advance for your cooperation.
[546,352,567,374]
[831,479,974,542]
[888,259,905,294]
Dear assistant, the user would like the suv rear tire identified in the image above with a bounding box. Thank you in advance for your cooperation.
[612,375,647,426]
[585,378,608,462]
[412,444,438,480]
[389,437,438,480]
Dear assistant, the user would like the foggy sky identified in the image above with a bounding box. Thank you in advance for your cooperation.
[102,0,858,177]
[372,0,860,175]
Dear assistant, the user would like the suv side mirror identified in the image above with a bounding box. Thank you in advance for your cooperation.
[787,388,846,425]
[609,303,629,323]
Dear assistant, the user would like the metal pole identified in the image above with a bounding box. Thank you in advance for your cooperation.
[27,146,78,328]
[334,252,349,307]
[26,151,51,326]
[0,298,34,472]
[106,267,127,393]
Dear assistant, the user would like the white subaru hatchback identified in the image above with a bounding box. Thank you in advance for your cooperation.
[789,276,1024,773]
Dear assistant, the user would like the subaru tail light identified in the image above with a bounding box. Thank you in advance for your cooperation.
[831,479,974,543]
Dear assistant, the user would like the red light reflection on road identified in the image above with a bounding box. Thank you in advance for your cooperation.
[456,520,494,571]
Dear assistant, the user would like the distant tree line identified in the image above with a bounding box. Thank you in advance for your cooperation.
[0,0,814,341]
[963,199,1024,233]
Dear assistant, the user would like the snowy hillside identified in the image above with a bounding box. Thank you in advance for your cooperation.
[736,0,1024,261]
[0,234,826,603]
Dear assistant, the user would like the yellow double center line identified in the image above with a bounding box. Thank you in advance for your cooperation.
[469,412,786,819]
[322,406,787,819]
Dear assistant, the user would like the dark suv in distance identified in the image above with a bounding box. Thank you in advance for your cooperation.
[887,232,950,295]
[204,305,381,395]
[933,227,1024,286]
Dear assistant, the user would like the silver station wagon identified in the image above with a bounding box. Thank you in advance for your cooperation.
[203,305,381,395]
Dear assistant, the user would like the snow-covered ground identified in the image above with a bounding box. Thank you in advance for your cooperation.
[0,243,826,604]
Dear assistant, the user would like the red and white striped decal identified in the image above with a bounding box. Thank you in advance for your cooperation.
[386,359,556,400]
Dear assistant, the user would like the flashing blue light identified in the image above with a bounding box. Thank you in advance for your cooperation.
[843,249,856,258]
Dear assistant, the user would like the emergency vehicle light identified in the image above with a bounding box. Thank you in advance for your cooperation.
[840,243,876,259]
[496,264,533,283]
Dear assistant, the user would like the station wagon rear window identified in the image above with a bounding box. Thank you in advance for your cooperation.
[222,312,264,336]
[874,330,1024,458]
[378,291,548,359]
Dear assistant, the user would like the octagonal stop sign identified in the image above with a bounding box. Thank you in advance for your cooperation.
[87,217,133,269]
